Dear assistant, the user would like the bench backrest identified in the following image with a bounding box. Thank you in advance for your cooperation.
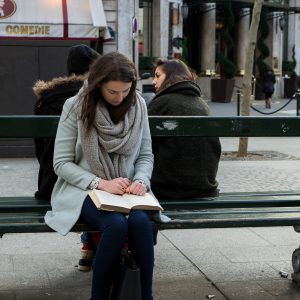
[0,115,300,138]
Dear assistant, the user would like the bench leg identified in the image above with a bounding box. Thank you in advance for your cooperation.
[293,226,300,233]
[292,247,300,283]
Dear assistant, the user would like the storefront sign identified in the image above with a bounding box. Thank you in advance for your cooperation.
[0,0,107,39]
[0,0,16,19]
[5,25,50,35]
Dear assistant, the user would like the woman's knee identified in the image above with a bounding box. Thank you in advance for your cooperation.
[104,213,128,236]
[128,210,151,228]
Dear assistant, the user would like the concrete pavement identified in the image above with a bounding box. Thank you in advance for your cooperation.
[1,99,300,299]
[208,96,299,117]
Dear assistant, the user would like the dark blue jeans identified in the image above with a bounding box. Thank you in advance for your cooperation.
[81,196,154,300]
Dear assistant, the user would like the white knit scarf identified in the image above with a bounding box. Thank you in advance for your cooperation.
[79,94,146,180]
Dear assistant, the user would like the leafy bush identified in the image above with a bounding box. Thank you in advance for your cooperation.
[282,46,297,78]
[218,53,236,79]
[139,56,156,71]
[291,45,297,78]
[256,7,270,77]
[218,1,236,79]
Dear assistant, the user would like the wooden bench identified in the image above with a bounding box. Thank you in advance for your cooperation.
[1,115,300,279]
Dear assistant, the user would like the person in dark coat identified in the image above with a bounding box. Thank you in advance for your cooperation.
[33,45,100,273]
[33,44,100,200]
[148,58,221,199]
[262,68,276,109]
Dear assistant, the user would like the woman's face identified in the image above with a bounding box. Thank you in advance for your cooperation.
[100,81,132,106]
[152,66,166,92]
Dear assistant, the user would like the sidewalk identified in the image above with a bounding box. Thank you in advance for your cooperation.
[208,97,298,117]
[1,102,300,299]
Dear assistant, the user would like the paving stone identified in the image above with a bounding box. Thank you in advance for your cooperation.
[47,268,91,289]
[0,270,50,290]
[0,290,16,300]
[12,253,78,272]
[215,281,276,300]
[0,255,13,272]
[267,261,294,279]
[0,233,80,255]
[161,227,271,249]
[219,245,298,263]
[258,279,300,299]
[15,287,91,300]
[154,248,206,281]
[249,227,300,246]
[154,278,227,300]
[198,261,279,282]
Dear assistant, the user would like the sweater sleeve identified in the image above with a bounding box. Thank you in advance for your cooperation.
[53,97,95,190]
[132,102,154,188]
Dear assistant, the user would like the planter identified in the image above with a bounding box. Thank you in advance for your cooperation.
[211,78,235,103]
[284,77,296,99]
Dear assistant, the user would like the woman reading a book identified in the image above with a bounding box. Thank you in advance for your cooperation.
[44,52,155,300]
[148,58,221,199]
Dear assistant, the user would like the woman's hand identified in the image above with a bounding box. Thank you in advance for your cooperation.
[98,177,131,195]
[125,180,147,196]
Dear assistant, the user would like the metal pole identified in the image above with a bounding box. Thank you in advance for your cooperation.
[297,90,300,116]
[237,90,240,116]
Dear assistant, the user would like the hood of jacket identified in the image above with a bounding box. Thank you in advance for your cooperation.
[33,74,86,97]
[148,80,209,116]
[153,80,201,100]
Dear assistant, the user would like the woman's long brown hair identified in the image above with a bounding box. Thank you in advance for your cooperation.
[80,52,137,130]
[154,58,197,93]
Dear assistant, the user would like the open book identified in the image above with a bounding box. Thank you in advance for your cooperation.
[88,189,163,213]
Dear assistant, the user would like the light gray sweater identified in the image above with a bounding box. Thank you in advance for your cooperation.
[45,95,154,235]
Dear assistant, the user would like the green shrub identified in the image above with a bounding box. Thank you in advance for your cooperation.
[282,46,297,78]
[256,7,270,77]
[218,53,236,79]
[291,45,297,78]
[139,56,156,71]
[218,0,236,79]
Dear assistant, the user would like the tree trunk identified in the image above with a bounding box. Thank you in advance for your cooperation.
[238,0,264,157]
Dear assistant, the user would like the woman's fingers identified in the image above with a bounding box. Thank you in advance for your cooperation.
[117,177,131,190]
[126,181,147,196]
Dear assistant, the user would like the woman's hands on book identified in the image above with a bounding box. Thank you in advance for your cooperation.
[98,177,131,195]
[98,177,147,196]
[125,180,147,196]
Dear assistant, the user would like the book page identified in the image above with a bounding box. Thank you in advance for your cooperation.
[91,190,131,210]
[88,190,162,212]
[123,193,162,211]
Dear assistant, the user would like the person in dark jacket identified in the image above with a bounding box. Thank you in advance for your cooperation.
[33,44,100,272]
[33,44,100,200]
[148,58,221,199]
[262,68,276,109]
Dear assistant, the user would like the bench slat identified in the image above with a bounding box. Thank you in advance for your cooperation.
[0,213,300,235]
[2,205,300,234]
[1,116,300,137]
[2,194,300,213]
[0,116,59,138]
[149,116,300,137]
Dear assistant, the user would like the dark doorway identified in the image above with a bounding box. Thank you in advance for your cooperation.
[0,40,93,157]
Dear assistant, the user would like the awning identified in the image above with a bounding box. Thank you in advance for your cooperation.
[0,0,108,39]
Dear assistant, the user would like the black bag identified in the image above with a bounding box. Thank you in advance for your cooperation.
[110,249,142,300]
